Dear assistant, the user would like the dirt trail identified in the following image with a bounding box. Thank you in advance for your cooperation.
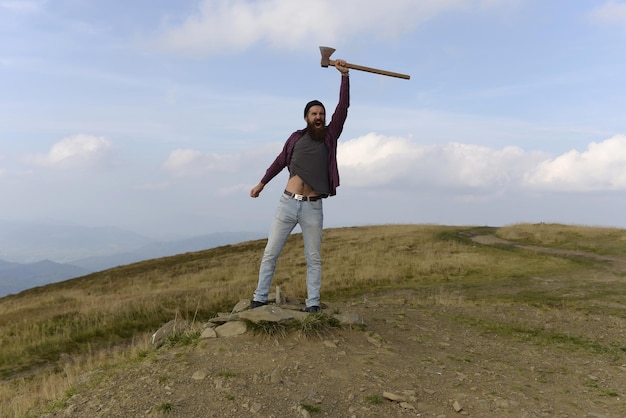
[469,232,626,266]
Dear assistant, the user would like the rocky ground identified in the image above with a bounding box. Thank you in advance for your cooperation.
[38,238,626,418]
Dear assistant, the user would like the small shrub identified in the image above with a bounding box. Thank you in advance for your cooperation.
[299,403,322,413]
[364,394,383,405]
[166,329,199,346]
[244,320,289,338]
[153,402,174,413]
[292,313,342,338]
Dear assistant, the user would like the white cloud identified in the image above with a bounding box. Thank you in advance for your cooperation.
[163,148,241,177]
[338,133,545,191]
[438,142,541,188]
[341,133,626,194]
[0,0,45,13]
[590,1,626,28]
[338,133,428,186]
[162,142,278,180]
[154,0,480,55]
[25,134,113,169]
[164,134,626,198]
[524,135,626,191]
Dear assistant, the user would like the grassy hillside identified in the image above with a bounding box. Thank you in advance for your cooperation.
[1,223,625,416]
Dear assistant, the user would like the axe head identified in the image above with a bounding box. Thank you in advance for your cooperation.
[319,46,336,67]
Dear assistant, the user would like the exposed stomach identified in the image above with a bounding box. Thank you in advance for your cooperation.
[285,175,317,196]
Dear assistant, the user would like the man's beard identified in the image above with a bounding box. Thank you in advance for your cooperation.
[307,121,326,141]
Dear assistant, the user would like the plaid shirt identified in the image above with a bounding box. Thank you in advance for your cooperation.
[260,76,350,196]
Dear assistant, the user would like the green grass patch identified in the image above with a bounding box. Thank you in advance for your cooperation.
[153,402,174,413]
[299,403,322,413]
[244,320,289,338]
[497,223,626,256]
[292,313,342,337]
[456,315,624,357]
[166,329,199,347]
[364,394,383,405]
[244,313,343,338]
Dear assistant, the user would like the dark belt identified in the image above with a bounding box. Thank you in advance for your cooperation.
[284,190,327,201]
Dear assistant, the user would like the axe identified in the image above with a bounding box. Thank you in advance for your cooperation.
[319,46,410,80]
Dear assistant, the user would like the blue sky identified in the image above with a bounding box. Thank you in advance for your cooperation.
[2,0,626,238]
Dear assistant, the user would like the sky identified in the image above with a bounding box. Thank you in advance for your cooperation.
[2,0,626,239]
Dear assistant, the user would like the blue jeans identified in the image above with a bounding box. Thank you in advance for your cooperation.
[253,194,324,307]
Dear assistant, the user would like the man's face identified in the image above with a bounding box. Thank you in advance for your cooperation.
[305,105,326,140]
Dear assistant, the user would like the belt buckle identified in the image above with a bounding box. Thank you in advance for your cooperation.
[293,193,305,201]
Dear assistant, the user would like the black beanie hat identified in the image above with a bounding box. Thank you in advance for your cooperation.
[304,100,325,117]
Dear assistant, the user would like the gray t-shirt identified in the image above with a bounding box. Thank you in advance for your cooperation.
[289,132,329,194]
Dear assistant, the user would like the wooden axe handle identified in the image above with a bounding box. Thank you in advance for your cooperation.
[329,59,410,80]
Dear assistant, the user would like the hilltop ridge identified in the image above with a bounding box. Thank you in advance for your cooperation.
[1,224,625,417]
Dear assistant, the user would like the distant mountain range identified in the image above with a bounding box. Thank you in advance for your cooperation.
[0,220,264,297]
[0,259,92,297]
[68,232,265,272]
[0,220,159,263]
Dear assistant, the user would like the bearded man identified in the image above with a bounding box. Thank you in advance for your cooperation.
[249,59,350,313]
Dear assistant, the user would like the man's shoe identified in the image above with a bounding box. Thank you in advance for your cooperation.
[304,305,321,313]
[250,300,268,309]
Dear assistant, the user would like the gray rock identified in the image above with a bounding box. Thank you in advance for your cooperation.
[231,299,251,313]
[366,333,384,347]
[215,321,247,337]
[425,365,444,375]
[279,303,307,311]
[200,327,217,339]
[208,312,239,325]
[399,402,415,410]
[238,304,308,323]
[152,290,364,342]
[296,405,311,418]
[151,319,189,348]
[453,400,463,412]
[249,402,262,414]
[301,412,311,418]
[383,391,407,402]
[192,370,207,380]
[270,367,282,383]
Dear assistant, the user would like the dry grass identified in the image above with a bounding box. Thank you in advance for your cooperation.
[1,334,153,416]
[1,223,624,417]
[497,222,626,256]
